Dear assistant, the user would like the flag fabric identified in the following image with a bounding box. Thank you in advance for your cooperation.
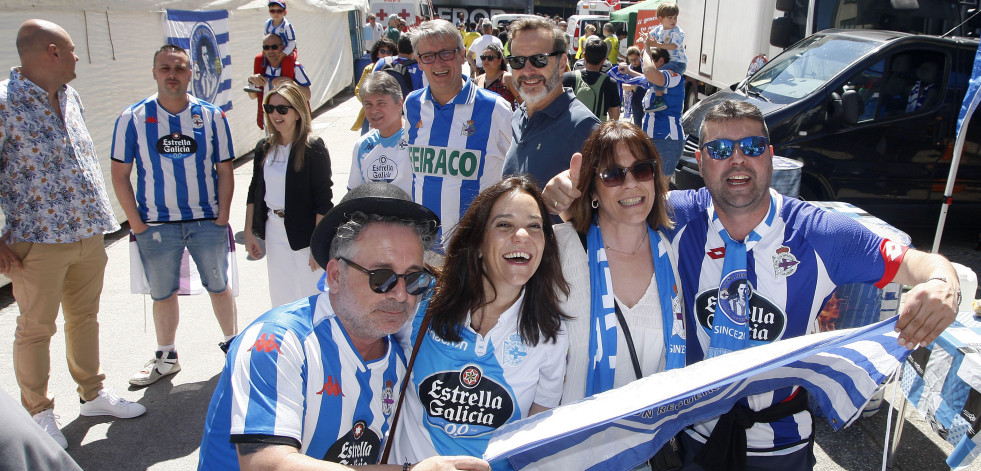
[484,317,911,470]
[956,41,981,139]
[164,10,233,111]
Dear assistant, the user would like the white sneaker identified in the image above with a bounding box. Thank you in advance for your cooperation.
[79,388,146,419]
[129,350,181,386]
[33,409,68,449]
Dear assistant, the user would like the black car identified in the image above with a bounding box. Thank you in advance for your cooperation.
[675,29,981,229]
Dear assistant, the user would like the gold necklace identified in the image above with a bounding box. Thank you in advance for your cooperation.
[605,232,649,256]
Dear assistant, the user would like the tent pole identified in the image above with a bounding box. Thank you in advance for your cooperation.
[931,112,970,253]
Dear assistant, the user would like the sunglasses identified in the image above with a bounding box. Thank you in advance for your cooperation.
[338,257,434,295]
[701,136,770,160]
[479,54,500,61]
[378,48,395,55]
[262,44,281,51]
[505,51,564,70]
[268,8,284,13]
[417,48,459,64]
[262,104,295,115]
[597,159,658,187]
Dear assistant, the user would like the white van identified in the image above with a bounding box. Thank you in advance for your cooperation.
[576,0,612,15]
[566,15,609,56]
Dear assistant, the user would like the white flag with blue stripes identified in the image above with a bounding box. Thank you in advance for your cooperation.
[484,318,911,470]
[164,10,233,111]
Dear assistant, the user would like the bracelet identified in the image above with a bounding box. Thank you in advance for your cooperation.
[928,276,963,308]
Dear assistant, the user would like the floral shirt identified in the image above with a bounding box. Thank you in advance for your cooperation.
[0,68,118,244]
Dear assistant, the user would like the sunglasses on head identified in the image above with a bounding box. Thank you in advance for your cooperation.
[505,51,564,70]
[338,257,434,295]
[479,54,500,61]
[701,136,769,160]
[262,44,281,51]
[262,104,295,115]
[597,159,658,187]
[417,48,459,64]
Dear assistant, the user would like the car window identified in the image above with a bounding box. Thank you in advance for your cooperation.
[835,49,946,124]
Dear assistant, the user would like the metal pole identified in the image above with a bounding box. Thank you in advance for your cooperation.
[931,110,970,253]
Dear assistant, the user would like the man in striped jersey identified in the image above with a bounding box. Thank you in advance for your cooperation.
[197,182,488,471]
[111,44,239,387]
[541,99,959,470]
[404,19,512,247]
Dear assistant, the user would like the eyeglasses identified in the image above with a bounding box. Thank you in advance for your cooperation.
[701,136,770,160]
[338,257,434,295]
[479,54,500,61]
[597,159,658,187]
[262,104,295,115]
[268,8,284,13]
[378,48,395,55]
[505,51,564,70]
[262,44,281,51]
[417,48,460,64]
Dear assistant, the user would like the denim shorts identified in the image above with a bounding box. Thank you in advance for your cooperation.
[653,138,684,177]
[134,220,229,300]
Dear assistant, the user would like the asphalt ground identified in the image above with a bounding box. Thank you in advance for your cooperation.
[0,85,979,470]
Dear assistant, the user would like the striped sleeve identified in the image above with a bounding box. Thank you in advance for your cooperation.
[211,105,235,163]
[110,106,137,163]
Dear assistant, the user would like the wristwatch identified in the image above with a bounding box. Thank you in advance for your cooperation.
[928,276,962,310]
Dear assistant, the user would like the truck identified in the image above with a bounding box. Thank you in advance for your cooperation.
[677,0,981,109]
[674,29,981,229]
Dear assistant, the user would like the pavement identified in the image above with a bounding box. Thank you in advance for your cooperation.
[0,85,980,471]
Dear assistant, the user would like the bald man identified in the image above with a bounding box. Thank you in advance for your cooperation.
[0,19,145,449]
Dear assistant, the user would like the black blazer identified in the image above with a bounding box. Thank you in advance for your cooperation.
[247,137,334,251]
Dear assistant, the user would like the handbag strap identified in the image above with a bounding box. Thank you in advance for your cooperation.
[380,308,432,464]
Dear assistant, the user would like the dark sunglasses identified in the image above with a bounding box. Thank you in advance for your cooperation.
[479,54,500,61]
[262,104,295,115]
[262,44,281,51]
[378,48,395,55]
[505,51,564,70]
[701,136,769,160]
[269,8,284,13]
[597,160,658,187]
[417,48,459,64]
[338,257,434,295]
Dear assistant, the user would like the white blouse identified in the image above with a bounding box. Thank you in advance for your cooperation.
[263,142,291,211]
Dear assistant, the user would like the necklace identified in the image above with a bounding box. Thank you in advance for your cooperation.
[605,231,649,256]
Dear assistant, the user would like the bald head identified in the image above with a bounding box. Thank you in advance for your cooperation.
[16,19,70,60]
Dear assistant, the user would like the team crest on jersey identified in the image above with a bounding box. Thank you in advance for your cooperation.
[501,333,527,367]
[693,287,787,344]
[156,132,198,159]
[191,114,204,129]
[324,420,380,465]
[190,22,222,104]
[461,120,476,136]
[771,246,799,278]
[366,155,399,183]
[420,364,515,437]
[381,380,395,416]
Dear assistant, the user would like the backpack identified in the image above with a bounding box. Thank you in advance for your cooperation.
[573,70,609,121]
[379,58,418,98]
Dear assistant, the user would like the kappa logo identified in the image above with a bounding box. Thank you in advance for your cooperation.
[248,333,281,353]
[317,376,343,396]
[146,116,158,124]
[461,120,476,136]
[707,247,725,259]
[771,246,799,278]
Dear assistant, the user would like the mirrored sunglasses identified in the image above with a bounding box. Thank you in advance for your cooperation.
[597,159,658,187]
[338,257,434,295]
[505,51,564,70]
[701,136,769,160]
[262,104,295,115]
[417,48,459,64]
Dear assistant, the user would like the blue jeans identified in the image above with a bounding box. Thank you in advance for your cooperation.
[134,220,229,300]
[653,138,684,177]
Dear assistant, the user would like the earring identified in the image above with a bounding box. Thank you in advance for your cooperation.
[591,199,599,209]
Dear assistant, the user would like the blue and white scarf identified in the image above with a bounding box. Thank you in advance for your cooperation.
[705,193,778,359]
[586,222,685,396]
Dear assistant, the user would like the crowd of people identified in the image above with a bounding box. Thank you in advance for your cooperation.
[0,3,966,471]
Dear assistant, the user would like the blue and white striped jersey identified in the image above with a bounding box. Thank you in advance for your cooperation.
[258,60,311,95]
[198,294,406,470]
[391,293,567,468]
[111,94,234,222]
[666,188,907,452]
[641,69,685,141]
[264,18,297,56]
[403,77,511,243]
[349,127,412,194]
